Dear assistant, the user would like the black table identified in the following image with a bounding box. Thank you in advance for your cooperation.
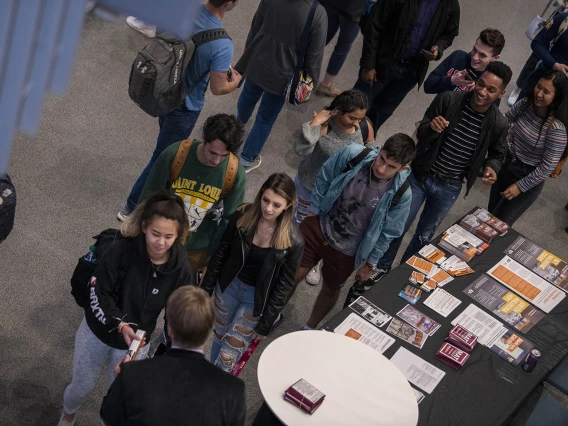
[321,211,568,426]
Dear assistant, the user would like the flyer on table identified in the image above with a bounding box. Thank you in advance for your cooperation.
[487,256,566,313]
[390,347,446,394]
[349,296,392,327]
[463,275,545,333]
[505,236,568,291]
[334,313,395,354]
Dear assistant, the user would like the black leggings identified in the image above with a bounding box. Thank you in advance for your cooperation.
[488,155,544,226]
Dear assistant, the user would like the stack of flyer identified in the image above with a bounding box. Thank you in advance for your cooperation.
[439,224,489,261]
[472,208,510,236]
[435,342,470,370]
[459,214,499,243]
[284,379,325,414]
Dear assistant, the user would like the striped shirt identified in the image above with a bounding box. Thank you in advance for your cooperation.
[506,99,568,191]
[431,103,485,179]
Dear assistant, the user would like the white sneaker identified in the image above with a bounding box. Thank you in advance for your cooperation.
[305,261,322,285]
[507,87,521,107]
[126,16,156,38]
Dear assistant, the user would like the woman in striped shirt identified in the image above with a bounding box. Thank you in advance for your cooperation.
[488,70,568,225]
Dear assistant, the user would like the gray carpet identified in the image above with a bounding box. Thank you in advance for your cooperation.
[2,1,568,425]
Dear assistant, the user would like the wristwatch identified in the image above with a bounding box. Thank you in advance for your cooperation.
[366,263,377,271]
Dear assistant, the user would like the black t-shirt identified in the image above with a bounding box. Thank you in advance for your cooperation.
[238,243,270,286]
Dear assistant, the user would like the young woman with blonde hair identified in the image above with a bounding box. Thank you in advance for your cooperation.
[202,173,304,373]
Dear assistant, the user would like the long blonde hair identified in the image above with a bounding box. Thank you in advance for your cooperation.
[237,173,296,250]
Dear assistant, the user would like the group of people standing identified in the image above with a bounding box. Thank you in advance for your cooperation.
[58,0,568,425]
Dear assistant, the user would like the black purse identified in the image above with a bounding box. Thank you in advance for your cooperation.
[0,174,16,244]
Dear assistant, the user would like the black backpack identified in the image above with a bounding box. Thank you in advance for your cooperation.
[344,147,410,207]
[0,174,16,244]
[70,229,130,308]
[128,29,231,117]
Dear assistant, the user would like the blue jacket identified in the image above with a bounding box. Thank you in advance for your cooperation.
[309,144,412,268]
[532,12,568,70]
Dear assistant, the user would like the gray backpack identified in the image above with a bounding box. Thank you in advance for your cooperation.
[128,29,231,117]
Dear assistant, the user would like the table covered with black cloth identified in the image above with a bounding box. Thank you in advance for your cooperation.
[321,209,568,426]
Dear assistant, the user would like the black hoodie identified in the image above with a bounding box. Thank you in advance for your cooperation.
[84,234,191,349]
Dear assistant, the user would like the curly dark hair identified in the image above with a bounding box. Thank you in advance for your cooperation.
[324,89,369,114]
[479,28,506,55]
[202,114,244,154]
[483,61,513,89]
[382,133,417,165]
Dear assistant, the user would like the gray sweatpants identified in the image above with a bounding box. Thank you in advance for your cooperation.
[62,317,150,415]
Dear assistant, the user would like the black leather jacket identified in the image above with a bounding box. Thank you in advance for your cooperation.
[202,207,304,335]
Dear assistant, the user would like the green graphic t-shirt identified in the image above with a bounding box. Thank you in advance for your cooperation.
[140,141,246,252]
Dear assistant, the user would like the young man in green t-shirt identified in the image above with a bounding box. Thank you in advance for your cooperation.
[140,114,246,284]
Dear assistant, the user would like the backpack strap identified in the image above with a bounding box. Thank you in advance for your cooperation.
[344,147,373,173]
[191,29,231,45]
[360,117,370,142]
[391,178,410,207]
[219,153,239,200]
[168,138,194,188]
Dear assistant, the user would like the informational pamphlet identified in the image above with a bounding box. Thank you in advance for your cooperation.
[451,304,536,365]
[349,296,392,327]
[334,313,395,354]
[428,268,454,286]
[463,275,545,333]
[386,318,428,349]
[390,347,446,394]
[451,304,508,347]
[419,244,446,263]
[413,388,425,404]
[423,288,462,317]
[398,284,423,305]
[505,236,568,291]
[397,305,441,336]
[488,328,535,366]
[440,255,474,276]
[487,256,566,313]
[406,255,437,275]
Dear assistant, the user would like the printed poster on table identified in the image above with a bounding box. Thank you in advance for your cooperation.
[386,318,428,349]
[505,236,568,291]
[487,256,566,313]
[463,275,545,333]
[349,296,392,327]
[334,313,395,354]
[397,305,441,336]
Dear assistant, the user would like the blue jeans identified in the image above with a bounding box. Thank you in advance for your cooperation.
[377,173,462,270]
[324,7,360,76]
[237,79,285,165]
[293,175,313,225]
[353,62,418,131]
[125,105,201,210]
[210,278,259,373]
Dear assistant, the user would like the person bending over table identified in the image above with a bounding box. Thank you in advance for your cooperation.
[294,136,416,330]
[489,70,568,225]
[202,173,304,373]
[58,190,191,426]
[371,61,511,282]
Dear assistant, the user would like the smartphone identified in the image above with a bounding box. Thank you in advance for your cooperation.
[196,271,203,284]
[420,48,434,57]
[126,329,146,360]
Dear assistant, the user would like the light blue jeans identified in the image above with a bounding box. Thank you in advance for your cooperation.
[63,317,150,414]
[210,278,259,373]
[293,175,314,225]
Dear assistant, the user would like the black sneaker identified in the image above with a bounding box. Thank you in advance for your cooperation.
[370,268,390,283]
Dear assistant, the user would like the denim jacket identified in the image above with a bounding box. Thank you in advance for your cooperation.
[309,144,412,268]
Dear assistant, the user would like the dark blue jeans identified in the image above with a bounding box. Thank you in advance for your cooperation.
[237,79,285,165]
[377,173,462,270]
[125,105,200,210]
[324,7,360,76]
[354,62,418,131]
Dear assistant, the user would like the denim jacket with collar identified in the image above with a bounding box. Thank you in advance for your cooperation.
[309,143,412,268]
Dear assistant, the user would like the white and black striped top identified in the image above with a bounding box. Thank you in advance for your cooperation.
[431,103,486,179]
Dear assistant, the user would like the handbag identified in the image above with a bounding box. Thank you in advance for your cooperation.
[525,0,555,39]
[285,1,319,105]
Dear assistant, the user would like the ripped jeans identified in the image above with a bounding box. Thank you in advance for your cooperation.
[210,278,259,373]
[293,175,314,225]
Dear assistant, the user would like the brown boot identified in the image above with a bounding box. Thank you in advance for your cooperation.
[316,83,342,98]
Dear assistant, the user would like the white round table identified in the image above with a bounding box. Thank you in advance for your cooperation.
[257,330,419,426]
